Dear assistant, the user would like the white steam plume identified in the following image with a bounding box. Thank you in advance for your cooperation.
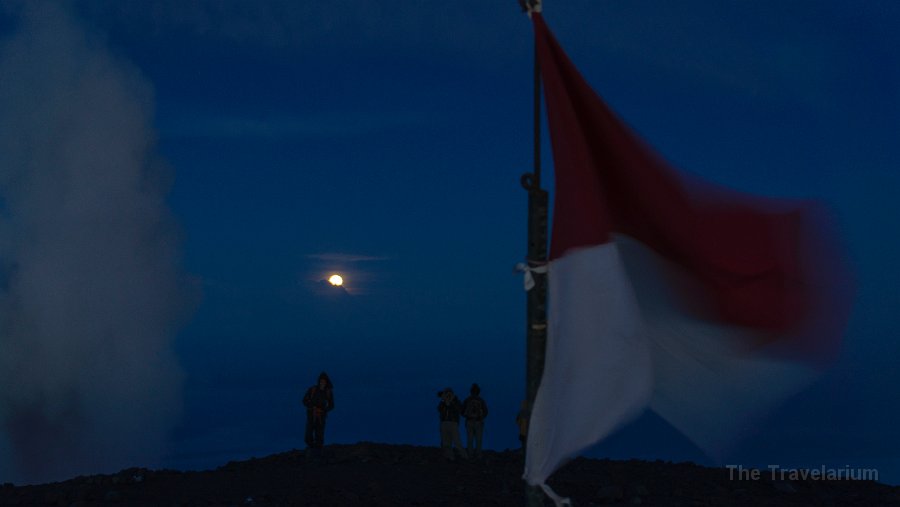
[0,3,189,483]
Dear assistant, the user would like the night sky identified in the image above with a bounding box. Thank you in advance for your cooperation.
[1,1,898,485]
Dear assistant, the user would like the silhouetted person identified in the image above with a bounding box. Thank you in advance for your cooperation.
[303,372,334,452]
[516,400,529,451]
[461,383,489,458]
[437,387,467,461]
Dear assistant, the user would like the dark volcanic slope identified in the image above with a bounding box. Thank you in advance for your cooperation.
[2,443,898,506]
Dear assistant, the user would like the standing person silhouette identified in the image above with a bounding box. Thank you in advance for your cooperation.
[437,387,467,461]
[516,400,529,451]
[462,383,489,458]
[303,372,334,453]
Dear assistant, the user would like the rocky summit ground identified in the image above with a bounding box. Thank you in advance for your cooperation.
[2,442,899,506]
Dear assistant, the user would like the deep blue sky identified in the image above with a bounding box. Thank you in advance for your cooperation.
[3,0,899,485]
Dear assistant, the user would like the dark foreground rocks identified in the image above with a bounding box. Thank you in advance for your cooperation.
[2,442,898,506]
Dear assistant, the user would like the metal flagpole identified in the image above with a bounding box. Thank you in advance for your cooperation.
[517,1,548,505]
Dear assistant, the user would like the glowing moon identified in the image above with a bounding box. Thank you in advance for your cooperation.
[328,274,344,286]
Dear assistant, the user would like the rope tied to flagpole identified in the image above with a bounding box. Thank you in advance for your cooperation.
[514,261,548,291]
[539,482,572,507]
[518,0,543,17]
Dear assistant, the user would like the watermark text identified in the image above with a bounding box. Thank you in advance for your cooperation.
[726,464,879,482]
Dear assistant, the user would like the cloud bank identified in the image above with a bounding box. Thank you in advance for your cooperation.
[0,3,189,483]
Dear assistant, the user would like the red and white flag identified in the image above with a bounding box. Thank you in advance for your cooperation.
[523,13,853,499]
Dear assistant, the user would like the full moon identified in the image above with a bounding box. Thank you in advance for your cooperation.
[328,274,343,286]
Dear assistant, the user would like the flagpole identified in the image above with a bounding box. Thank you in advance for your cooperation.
[522,9,548,411]
[518,1,549,505]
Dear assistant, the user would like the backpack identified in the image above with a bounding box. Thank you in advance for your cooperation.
[464,397,485,420]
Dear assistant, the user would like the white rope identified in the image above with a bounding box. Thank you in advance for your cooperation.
[539,482,572,507]
[514,262,548,291]
[524,0,543,18]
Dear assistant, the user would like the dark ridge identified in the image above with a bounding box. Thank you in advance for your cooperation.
[1,442,897,506]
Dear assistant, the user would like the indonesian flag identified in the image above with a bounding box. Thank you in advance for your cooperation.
[523,13,853,496]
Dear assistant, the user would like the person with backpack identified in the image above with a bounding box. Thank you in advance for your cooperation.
[437,387,467,461]
[462,383,489,458]
[302,372,334,452]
